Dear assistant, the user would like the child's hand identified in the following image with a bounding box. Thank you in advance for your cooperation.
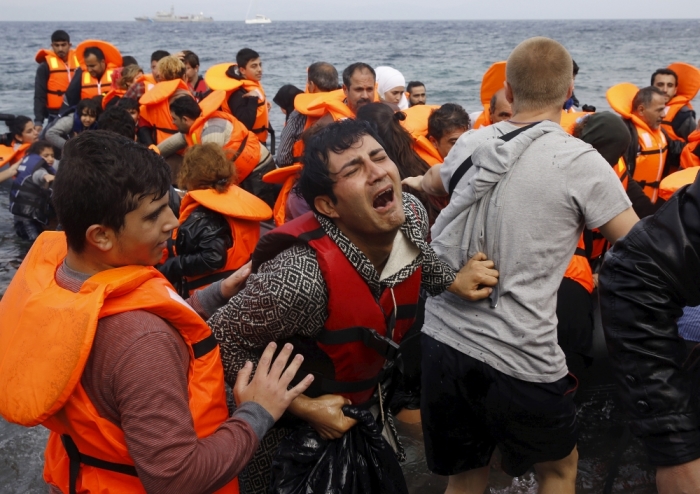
[44,174,55,183]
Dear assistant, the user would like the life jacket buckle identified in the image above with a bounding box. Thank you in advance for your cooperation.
[363,328,400,360]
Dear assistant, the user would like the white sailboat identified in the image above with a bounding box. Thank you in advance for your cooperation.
[245,0,271,24]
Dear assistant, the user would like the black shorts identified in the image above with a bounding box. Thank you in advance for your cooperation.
[420,334,578,477]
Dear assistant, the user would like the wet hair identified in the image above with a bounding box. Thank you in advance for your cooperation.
[178,143,236,191]
[406,81,425,93]
[181,50,200,68]
[428,103,470,140]
[506,37,573,112]
[121,55,138,67]
[77,98,102,118]
[342,63,376,88]
[169,95,202,120]
[84,47,105,62]
[96,107,136,140]
[632,86,666,111]
[8,116,32,141]
[51,30,70,43]
[651,68,678,86]
[298,119,384,213]
[27,140,54,156]
[357,103,428,179]
[116,97,140,113]
[236,48,260,69]
[151,50,170,63]
[308,62,339,92]
[157,56,186,81]
[53,130,171,253]
[117,64,143,89]
[572,60,579,77]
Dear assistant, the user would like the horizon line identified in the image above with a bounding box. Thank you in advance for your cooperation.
[2,17,700,22]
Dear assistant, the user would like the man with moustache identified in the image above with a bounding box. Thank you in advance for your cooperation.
[208,119,498,493]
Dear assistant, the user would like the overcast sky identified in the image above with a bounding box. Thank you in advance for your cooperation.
[3,0,700,21]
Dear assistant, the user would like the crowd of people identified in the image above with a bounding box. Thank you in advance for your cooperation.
[0,28,699,494]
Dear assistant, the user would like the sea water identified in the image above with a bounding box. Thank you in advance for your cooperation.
[1,19,698,493]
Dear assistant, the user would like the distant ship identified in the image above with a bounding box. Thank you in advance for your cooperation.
[244,0,271,24]
[135,6,213,23]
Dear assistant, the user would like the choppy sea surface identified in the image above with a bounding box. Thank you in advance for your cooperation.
[1,19,699,493]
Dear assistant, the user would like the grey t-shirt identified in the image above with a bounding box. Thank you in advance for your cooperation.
[423,120,631,383]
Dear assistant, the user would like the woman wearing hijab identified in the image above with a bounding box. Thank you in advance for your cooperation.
[273,84,304,123]
[375,66,409,110]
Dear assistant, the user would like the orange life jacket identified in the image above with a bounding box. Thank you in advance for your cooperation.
[80,68,118,100]
[587,158,630,260]
[262,164,303,226]
[659,166,700,201]
[681,129,700,169]
[563,235,594,294]
[472,61,506,130]
[205,63,270,143]
[607,82,668,203]
[0,232,238,494]
[185,109,261,183]
[35,49,80,111]
[0,142,30,168]
[139,79,193,145]
[291,89,355,162]
[661,63,700,142]
[400,105,443,166]
[560,110,593,135]
[75,40,122,100]
[137,73,157,92]
[174,186,271,295]
[101,88,126,109]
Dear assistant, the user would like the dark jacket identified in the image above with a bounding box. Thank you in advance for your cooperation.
[60,67,85,112]
[157,205,232,297]
[599,172,700,467]
[34,62,53,124]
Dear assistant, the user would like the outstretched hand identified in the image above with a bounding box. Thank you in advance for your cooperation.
[234,342,314,422]
[448,252,499,301]
[401,175,424,192]
[220,261,252,299]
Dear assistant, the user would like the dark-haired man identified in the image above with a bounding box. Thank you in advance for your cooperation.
[96,106,136,140]
[34,30,78,131]
[0,130,313,493]
[277,61,340,167]
[428,103,470,158]
[208,118,498,493]
[150,49,170,82]
[407,81,426,107]
[63,43,121,108]
[470,88,512,129]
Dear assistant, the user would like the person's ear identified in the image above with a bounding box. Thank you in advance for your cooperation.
[85,224,115,253]
[504,81,514,104]
[428,135,438,147]
[314,196,339,218]
[342,84,349,97]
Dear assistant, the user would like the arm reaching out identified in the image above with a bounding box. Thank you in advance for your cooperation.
[402,163,447,197]
[447,252,499,301]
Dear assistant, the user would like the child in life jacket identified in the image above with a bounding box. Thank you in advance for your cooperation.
[10,140,57,241]
[158,142,271,297]
[45,97,101,151]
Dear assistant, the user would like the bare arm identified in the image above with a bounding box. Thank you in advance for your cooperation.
[598,206,639,244]
[401,163,447,197]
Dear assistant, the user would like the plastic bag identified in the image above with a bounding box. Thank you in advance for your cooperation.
[269,405,409,494]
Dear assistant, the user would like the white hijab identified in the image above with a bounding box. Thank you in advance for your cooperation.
[375,66,409,110]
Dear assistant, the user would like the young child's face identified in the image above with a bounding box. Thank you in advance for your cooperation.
[127,109,139,123]
[39,147,55,166]
[80,111,96,128]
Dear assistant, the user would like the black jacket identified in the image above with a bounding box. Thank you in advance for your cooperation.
[157,205,233,297]
[599,173,700,466]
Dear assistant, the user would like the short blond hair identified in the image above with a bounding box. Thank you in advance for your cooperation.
[157,55,186,82]
[506,37,573,112]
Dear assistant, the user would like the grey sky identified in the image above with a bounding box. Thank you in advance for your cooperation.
[4,0,700,21]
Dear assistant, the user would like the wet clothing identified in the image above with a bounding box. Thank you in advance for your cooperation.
[208,193,456,493]
[421,334,578,477]
[425,121,630,383]
[599,171,700,466]
[158,205,233,297]
[44,261,273,493]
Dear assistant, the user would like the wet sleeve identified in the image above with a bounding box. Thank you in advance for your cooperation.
[227,90,257,130]
[157,132,187,157]
[34,63,49,125]
[207,244,329,385]
[111,325,266,493]
[567,152,632,230]
[276,111,306,167]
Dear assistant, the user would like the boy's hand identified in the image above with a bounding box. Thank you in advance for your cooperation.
[234,342,314,422]
[447,252,499,301]
[44,174,55,183]
[288,394,358,439]
[220,261,251,299]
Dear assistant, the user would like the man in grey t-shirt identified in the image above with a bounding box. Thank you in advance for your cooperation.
[404,37,638,494]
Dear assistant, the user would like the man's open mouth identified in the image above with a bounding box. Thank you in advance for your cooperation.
[373,186,394,210]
